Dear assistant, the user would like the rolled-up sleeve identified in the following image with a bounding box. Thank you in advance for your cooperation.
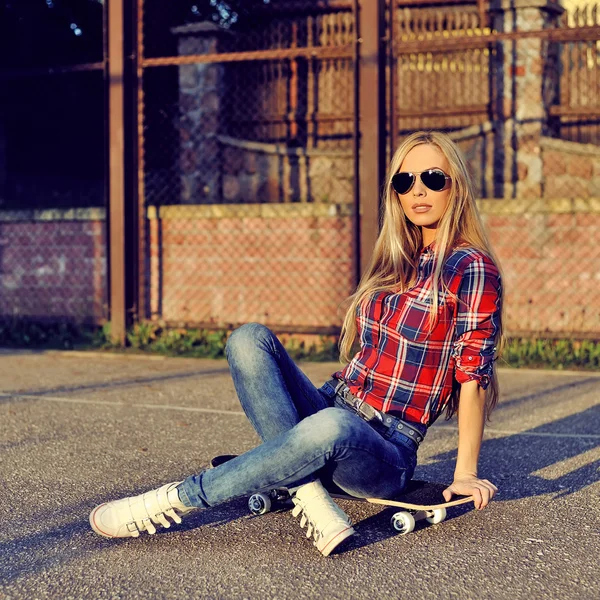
[452,256,502,389]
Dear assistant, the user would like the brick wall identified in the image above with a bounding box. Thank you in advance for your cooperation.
[147,204,356,331]
[480,198,600,336]
[0,209,107,322]
[148,200,600,337]
[1,201,599,337]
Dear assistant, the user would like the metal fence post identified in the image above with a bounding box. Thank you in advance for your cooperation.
[357,0,387,277]
[107,0,127,345]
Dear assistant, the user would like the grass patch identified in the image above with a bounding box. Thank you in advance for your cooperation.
[1,319,599,370]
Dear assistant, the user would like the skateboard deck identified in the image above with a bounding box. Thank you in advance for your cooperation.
[210,454,474,533]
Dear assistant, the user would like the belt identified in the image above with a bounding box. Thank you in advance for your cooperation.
[327,378,425,446]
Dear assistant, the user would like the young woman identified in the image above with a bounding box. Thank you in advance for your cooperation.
[90,131,501,557]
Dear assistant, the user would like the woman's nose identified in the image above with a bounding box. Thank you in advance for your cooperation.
[412,178,426,196]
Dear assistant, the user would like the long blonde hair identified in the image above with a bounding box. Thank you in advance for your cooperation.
[339,131,504,421]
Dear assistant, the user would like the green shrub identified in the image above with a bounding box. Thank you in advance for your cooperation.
[1,318,599,371]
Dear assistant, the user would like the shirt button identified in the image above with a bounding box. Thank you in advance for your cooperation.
[468,356,473,361]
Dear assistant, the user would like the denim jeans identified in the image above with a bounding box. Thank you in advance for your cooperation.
[177,323,418,509]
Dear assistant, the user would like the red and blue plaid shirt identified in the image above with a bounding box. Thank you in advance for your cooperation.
[334,246,502,428]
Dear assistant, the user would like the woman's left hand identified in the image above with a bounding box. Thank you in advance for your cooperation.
[442,476,498,510]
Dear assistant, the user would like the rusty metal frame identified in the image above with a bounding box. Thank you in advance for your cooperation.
[134,0,147,323]
[142,45,354,68]
[107,0,127,345]
[357,0,387,277]
[352,0,361,288]
[394,24,600,54]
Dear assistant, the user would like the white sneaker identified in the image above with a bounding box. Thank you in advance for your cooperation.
[89,481,196,539]
[291,480,355,556]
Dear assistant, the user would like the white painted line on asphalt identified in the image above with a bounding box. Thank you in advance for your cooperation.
[3,393,600,439]
[0,393,246,417]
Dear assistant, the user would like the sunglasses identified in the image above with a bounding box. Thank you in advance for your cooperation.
[391,169,451,195]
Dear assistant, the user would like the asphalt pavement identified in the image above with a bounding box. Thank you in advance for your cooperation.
[0,349,598,600]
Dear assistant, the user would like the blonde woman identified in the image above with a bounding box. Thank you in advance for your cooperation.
[90,131,501,557]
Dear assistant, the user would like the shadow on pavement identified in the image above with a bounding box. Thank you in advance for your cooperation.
[418,404,600,501]
[0,496,251,584]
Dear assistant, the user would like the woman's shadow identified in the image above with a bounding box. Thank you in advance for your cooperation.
[335,402,600,553]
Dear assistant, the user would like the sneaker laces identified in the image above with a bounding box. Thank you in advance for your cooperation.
[291,487,351,544]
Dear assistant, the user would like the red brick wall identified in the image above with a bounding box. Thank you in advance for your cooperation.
[149,202,600,336]
[0,214,107,322]
[147,205,356,330]
[481,200,600,336]
[2,202,599,337]
[541,137,600,200]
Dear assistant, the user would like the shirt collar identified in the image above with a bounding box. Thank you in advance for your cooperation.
[421,241,436,256]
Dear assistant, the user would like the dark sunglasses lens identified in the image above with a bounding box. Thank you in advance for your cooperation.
[392,173,414,194]
[421,170,447,191]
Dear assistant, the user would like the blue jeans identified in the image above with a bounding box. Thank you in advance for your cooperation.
[178,323,418,509]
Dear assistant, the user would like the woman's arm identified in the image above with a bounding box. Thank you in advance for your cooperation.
[442,379,498,509]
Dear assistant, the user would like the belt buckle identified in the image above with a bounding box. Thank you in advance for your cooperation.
[357,400,384,424]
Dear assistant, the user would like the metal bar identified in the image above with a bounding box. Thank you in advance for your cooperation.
[388,0,398,156]
[390,0,481,5]
[358,0,386,276]
[107,0,126,346]
[233,113,355,125]
[352,0,361,288]
[0,62,105,81]
[396,105,489,117]
[251,1,354,13]
[549,106,600,116]
[142,45,354,67]
[135,0,147,322]
[394,25,600,54]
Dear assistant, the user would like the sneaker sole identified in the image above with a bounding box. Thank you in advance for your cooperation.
[318,525,355,557]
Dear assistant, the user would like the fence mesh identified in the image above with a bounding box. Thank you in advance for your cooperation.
[140,0,358,333]
[0,0,107,335]
[1,0,599,341]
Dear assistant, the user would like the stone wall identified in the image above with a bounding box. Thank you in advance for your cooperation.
[0,209,107,322]
[451,123,496,200]
[218,136,354,204]
[541,137,600,199]
[173,23,228,204]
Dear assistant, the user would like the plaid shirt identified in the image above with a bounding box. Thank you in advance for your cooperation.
[334,246,502,428]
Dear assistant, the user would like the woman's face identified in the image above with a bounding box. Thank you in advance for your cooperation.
[395,144,452,243]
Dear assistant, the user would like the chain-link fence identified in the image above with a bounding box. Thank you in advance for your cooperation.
[0,0,108,337]
[139,0,358,334]
[1,0,599,342]
[385,0,600,338]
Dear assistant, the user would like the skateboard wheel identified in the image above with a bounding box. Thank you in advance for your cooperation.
[248,493,272,515]
[425,507,446,525]
[390,511,415,534]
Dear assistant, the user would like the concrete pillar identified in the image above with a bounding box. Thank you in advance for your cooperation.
[172,22,231,204]
[490,0,564,198]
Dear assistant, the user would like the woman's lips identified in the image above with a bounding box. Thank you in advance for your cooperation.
[412,204,432,213]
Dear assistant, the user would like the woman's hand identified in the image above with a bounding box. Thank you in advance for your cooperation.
[442,476,498,510]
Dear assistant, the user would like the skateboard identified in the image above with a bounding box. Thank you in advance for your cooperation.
[210,454,474,535]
